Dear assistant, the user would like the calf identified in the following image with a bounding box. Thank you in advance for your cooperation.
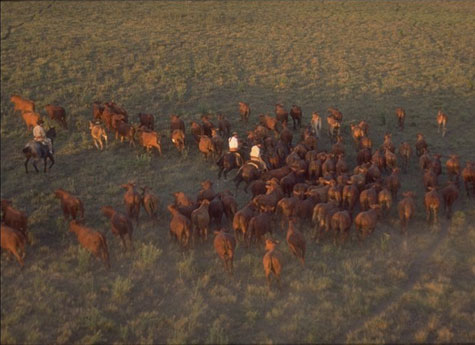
[239,101,251,122]
[397,192,416,233]
[101,206,134,251]
[263,239,283,290]
[121,183,142,224]
[286,220,306,266]
[89,121,108,150]
[44,104,67,129]
[1,224,26,268]
[214,229,236,274]
[437,110,447,137]
[69,220,110,269]
[11,94,35,114]
[54,189,84,220]
[22,111,40,130]
[167,204,192,248]
[355,205,381,240]
[1,200,28,241]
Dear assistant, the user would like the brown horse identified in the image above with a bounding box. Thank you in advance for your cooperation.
[217,152,244,179]
[233,163,261,192]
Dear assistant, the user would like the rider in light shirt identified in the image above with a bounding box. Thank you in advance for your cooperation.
[33,119,53,154]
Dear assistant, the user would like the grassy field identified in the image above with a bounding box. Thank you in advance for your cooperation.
[1,1,475,344]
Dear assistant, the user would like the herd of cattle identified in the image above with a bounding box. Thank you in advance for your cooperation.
[3,94,475,289]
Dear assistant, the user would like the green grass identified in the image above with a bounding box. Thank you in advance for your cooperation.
[2,1,475,344]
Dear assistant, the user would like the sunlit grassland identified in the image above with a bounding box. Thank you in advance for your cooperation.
[1,1,475,344]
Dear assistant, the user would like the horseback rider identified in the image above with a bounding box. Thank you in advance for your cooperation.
[228,131,243,165]
[33,119,53,155]
[250,142,268,172]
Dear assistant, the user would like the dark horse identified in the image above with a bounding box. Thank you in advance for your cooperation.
[233,163,261,193]
[217,152,244,179]
[23,127,56,173]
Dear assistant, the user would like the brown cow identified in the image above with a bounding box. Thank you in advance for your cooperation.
[276,197,298,229]
[171,129,185,153]
[167,204,192,248]
[217,113,231,137]
[191,200,211,241]
[424,187,441,225]
[69,220,110,269]
[137,128,162,155]
[330,210,352,244]
[201,114,215,137]
[198,135,215,160]
[378,187,392,215]
[398,142,412,172]
[355,205,381,240]
[115,121,135,146]
[311,112,322,138]
[351,123,365,149]
[415,133,428,157]
[190,121,203,144]
[209,197,224,228]
[214,229,236,274]
[342,182,359,212]
[440,182,459,219]
[121,183,142,224]
[44,104,67,129]
[462,162,475,197]
[1,200,28,241]
[211,128,224,158]
[197,180,216,202]
[248,212,273,246]
[327,115,341,142]
[312,201,339,240]
[170,114,185,133]
[239,102,251,122]
[101,206,134,251]
[92,101,105,121]
[385,168,401,200]
[289,105,302,129]
[219,191,237,223]
[141,187,159,223]
[397,191,416,233]
[395,107,405,130]
[137,113,154,130]
[232,202,256,242]
[359,184,379,211]
[252,179,284,213]
[436,110,447,137]
[328,107,343,122]
[286,219,305,266]
[1,224,26,268]
[259,114,280,137]
[10,94,35,114]
[446,154,460,184]
[263,238,283,290]
[275,104,289,126]
[384,148,397,171]
[423,168,438,191]
[54,189,84,220]
[89,121,108,150]
[22,111,40,130]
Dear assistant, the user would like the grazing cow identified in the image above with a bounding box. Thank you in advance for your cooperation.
[138,113,154,130]
[1,200,28,241]
[115,121,135,146]
[101,206,134,251]
[198,135,215,160]
[232,202,256,242]
[214,229,236,274]
[170,114,185,133]
[263,238,283,290]
[398,142,412,172]
[137,128,162,155]
[191,200,211,241]
[141,187,159,223]
[121,183,142,224]
[22,111,41,130]
[395,107,405,130]
[440,182,459,219]
[424,187,441,225]
[54,189,84,220]
[171,129,185,153]
[10,94,35,114]
[167,204,192,248]
[415,133,428,157]
[217,113,231,137]
[286,219,305,266]
[330,210,352,244]
[355,205,381,240]
[190,121,203,144]
[44,104,67,129]
[436,110,447,137]
[248,212,273,246]
[289,105,302,129]
[446,154,460,184]
[275,104,289,126]
[397,191,416,233]
[69,220,110,269]
[462,162,475,197]
[1,224,26,268]
[239,102,251,122]
[89,121,108,150]
[311,112,322,138]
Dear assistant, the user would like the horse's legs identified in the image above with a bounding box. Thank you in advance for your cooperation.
[44,157,48,172]
[24,157,30,173]
[32,159,40,173]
